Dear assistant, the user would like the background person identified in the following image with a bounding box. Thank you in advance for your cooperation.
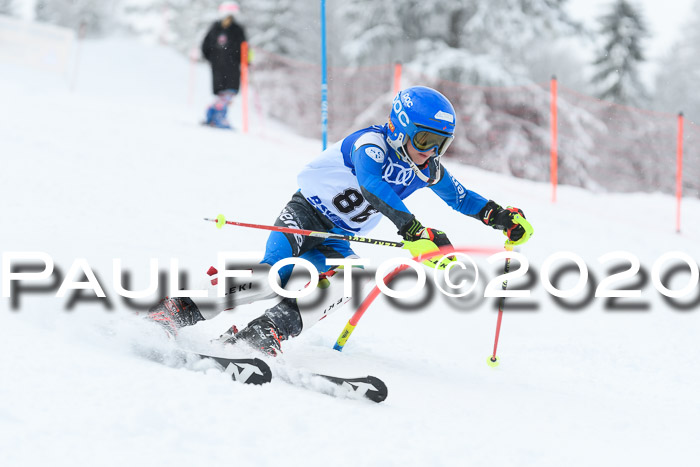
[201,1,246,129]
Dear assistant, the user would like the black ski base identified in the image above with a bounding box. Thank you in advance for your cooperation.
[317,374,388,403]
[192,352,272,385]
[195,352,388,402]
[154,349,387,401]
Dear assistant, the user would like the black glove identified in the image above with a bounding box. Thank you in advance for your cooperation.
[478,201,533,244]
[398,217,452,248]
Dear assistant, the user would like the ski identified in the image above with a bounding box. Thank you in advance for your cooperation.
[141,346,273,386]
[270,363,388,403]
[189,353,387,401]
[138,339,385,398]
[190,352,272,385]
[200,121,235,130]
[315,373,388,403]
[153,348,387,400]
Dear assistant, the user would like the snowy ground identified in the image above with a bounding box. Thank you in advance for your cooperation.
[2,38,700,466]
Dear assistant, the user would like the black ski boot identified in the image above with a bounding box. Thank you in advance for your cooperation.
[146,297,204,336]
[218,315,283,357]
[217,298,304,357]
[219,315,284,357]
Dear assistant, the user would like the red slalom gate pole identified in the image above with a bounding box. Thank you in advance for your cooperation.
[333,264,406,351]
[240,41,249,134]
[488,244,514,367]
[550,76,558,203]
[393,62,402,95]
[676,112,684,233]
[333,246,504,351]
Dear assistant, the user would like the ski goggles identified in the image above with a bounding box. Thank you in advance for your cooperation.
[411,128,454,156]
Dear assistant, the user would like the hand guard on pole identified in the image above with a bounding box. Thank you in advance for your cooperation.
[398,216,455,269]
[479,201,534,246]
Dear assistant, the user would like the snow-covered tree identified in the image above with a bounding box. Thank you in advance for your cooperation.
[119,0,220,53]
[654,0,700,122]
[590,0,649,106]
[332,0,583,93]
[651,0,700,198]
[35,0,116,36]
[331,0,598,186]
[0,0,17,16]
[103,0,683,195]
[334,1,403,66]
[243,0,304,58]
[121,0,317,61]
[163,0,220,53]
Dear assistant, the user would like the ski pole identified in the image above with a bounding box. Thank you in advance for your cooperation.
[207,214,505,254]
[487,243,514,368]
[205,214,405,248]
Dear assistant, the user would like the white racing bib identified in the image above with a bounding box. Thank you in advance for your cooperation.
[297,135,388,235]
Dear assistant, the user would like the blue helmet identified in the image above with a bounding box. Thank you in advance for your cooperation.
[386,86,456,158]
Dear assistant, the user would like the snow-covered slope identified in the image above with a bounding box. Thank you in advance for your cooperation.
[2,38,700,467]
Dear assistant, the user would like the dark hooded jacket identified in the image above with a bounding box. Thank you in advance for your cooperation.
[201,18,247,94]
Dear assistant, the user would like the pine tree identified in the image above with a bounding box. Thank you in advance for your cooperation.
[35,0,116,36]
[654,0,700,122]
[334,0,403,66]
[652,0,700,199]
[162,0,220,54]
[591,0,649,106]
[243,0,302,58]
[334,0,597,187]
[126,0,316,60]
[0,0,17,16]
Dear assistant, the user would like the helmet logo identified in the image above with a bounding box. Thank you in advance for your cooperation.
[401,93,414,108]
[393,95,410,127]
[434,110,454,123]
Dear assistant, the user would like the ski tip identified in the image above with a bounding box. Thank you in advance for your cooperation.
[248,357,273,385]
[319,373,388,403]
[364,375,388,403]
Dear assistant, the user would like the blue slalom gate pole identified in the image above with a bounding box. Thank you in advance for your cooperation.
[320,0,328,149]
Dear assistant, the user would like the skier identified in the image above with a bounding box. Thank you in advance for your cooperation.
[201,1,247,129]
[148,86,533,356]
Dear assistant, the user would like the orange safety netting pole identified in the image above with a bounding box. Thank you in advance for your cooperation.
[550,76,558,203]
[240,41,249,134]
[676,112,684,233]
[393,62,402,95]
